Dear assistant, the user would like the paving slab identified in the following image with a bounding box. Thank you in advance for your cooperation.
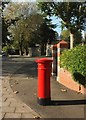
[2,106,16,113]
[4,113,21,118]
[21,113,34,118]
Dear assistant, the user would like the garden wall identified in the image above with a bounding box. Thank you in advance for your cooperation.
[59,68,86,94]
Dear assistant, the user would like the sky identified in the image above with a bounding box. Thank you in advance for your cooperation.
[11,0,36,2]
[51,16,62,35]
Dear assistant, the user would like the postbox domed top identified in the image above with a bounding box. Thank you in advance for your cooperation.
[36,58,53,63]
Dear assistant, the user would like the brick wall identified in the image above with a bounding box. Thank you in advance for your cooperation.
[59,68,86,94]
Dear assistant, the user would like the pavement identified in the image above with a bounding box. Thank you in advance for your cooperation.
[1,56,41,119]
[1,56,86,119]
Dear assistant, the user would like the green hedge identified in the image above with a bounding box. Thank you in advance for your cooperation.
[60,44,86,86]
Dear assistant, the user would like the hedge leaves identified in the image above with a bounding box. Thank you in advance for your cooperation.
[60,45,86,86]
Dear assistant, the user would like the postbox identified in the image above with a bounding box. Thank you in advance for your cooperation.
[36,58,53,105]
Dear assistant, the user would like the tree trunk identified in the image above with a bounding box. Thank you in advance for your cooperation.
[70,32,74,49]
[25,48,28,55]
[41,43,45,55]
[19,33,24,56]
[19,49,23,56]
[19,44,23,56]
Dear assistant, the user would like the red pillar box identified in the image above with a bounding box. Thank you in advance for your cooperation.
[36,58,53,105]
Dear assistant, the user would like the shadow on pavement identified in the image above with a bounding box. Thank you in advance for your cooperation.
[50,99,86,106]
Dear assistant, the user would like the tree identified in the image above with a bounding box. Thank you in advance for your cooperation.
[61,29,82,47]
[3,2,44,55]
[61,29,70,41]
[8,13,44,55]
[37,2,85,49]
[2,2,10,47]
[3,2,57,55]
[29,18,57,55]
[3,2,37,23]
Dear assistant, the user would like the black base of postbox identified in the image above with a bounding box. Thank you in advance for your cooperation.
[37,98,51,106]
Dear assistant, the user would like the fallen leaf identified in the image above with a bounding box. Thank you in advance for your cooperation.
[14,91,19,94]
[34,93,36,96]
[61,89,67,92]
[15,82,19,84]
[14,82,18,85]
[77,91,81,94]
[33,116,40,119]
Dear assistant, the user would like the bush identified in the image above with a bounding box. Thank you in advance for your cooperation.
[2,46,8,52]
[60,44,86,86]
[2,45,15,55]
